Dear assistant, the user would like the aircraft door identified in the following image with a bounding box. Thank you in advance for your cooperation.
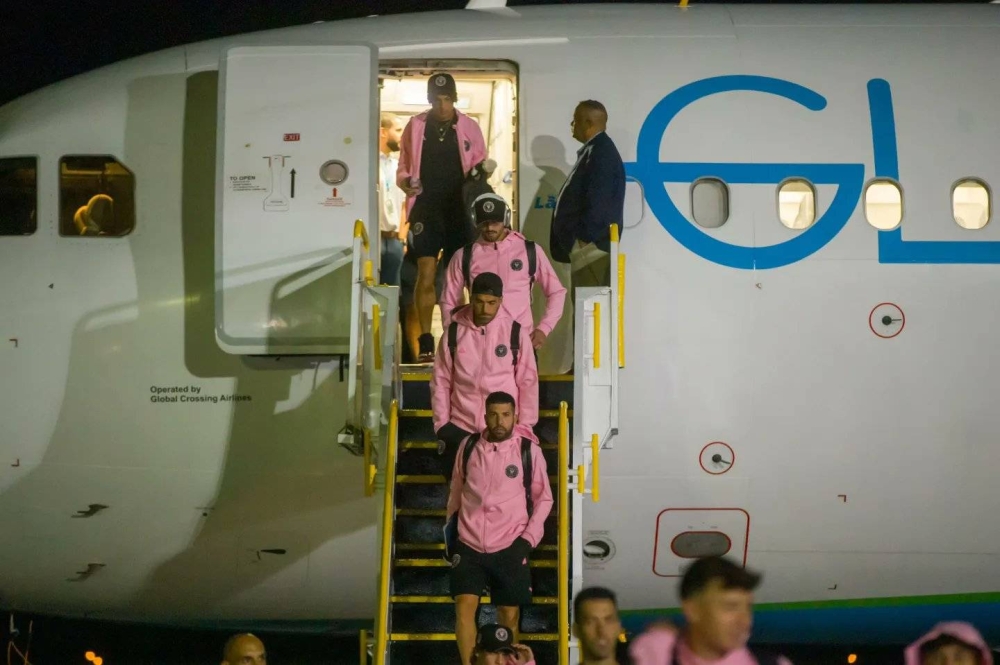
[214,44,377,355]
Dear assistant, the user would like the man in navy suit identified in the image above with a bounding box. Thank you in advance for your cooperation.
[550,100,626,292]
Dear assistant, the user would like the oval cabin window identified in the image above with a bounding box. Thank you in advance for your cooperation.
[864,179,903,231]
[952,179,990,230]
[691,178,730,229]
[670,531,732,559]
[777,179,816,230]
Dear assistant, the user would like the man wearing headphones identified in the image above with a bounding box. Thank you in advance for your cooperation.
[441,194,567,352]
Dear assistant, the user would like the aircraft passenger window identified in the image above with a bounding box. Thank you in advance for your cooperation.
[864,179,903,231]
[0,157,38,236]
[777,179,816,230]
[59,155,136,237]
[691,178,729,228]
[952,179,990,230]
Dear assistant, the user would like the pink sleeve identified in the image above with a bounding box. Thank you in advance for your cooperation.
[533,248,567,336]
[515,324,539,427]
[440,250,465,329]
[628,629,678,665]
[396,119,414,189]
[521,443,553,547]
[778,657,794,665]
[446,437,469,519]
[430,334,453,434]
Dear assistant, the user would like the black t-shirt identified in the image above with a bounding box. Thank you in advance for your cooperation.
[419,115,465,198]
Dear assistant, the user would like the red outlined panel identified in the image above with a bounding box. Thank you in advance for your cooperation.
[869,302,905,339]
[652,508,749,577]
[699,442,735,475]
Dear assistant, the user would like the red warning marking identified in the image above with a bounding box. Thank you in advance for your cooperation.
[868,302,905,339]
[332,188,338,197]
[283,133,300,142]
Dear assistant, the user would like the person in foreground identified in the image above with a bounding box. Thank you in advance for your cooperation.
[472,623,536,665]
[905,622,993,665]
[221,633,266,665]
[629,556,792,665]
[574,586,629,665]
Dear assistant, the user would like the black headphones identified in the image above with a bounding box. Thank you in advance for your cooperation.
[471,193,511,229]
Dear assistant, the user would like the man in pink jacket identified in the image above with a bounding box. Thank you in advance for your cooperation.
[629,557,793,665]
[447,391,553,665]
[441,193,567,351]
[904,622,993,665]
[432,271,538,481]
[396,72,489,362]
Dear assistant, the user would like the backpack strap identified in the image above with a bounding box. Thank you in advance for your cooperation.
[461,433,481,481]
[448,321,458,359]
[462,242,475,292]
[510,321,521,367]
[525,240,537,288]
[521,437,534,517]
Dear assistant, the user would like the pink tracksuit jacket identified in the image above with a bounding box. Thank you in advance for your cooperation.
[440,231,567,335]
[904,622,993,665]
[446,424,553,553]
[395,109,487,215]
[629,630,793,665]
[431,305,539,435]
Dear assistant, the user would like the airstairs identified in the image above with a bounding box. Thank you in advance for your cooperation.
[345,221,625,664]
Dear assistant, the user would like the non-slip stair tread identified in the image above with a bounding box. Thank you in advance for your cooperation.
[390,603,557,634]
[392,567,558,597]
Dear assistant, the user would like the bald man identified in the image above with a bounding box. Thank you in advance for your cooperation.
[550,100,626,291]
[221,633,266,665]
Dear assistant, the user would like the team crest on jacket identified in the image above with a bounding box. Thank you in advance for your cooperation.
[464,139,471,152]
[412,222,424,236]
[505,464,518,479]
[510,259,523,271]
[495,344,508,358]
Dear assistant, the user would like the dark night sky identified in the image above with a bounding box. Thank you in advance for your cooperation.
[1,0,993,107]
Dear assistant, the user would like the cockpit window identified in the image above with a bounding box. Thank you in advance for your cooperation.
[0,156,38,236]
[59,155,135,237]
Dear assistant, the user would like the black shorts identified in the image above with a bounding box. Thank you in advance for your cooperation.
[450,539,533,607]
[408,193,474,260]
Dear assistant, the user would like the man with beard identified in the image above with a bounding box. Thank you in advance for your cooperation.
[440,193,566,352]
[378,113,407,287]
[446,391,552,665]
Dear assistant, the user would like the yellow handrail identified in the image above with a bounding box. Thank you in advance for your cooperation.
[374,400,399,665]
[354,219,370,252]
[363,428,376,497]
[359,629,368,665]
[593,302,601,369]
[576,463,586,495]
[364,259,374,287]
[557,402,570,665]
[590,433,601,503]
[372,303,382,371]
[618,253,626,369]
[610,223,620,243]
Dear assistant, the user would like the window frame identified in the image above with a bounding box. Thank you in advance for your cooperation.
[689,176,730,229]
[950,177,991,231]
[862,177,904,232]
[776,177,818,231]
[0,154,40,237]
[58,154,137,238]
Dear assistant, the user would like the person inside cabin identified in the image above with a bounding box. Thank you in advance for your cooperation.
[431,272,538,479]
[221,632,267,665]
[550,100,626,298]
[378,112,408,287]
[397,72,489,362]
[440,193,567,353]
[629,556,794,665]
[905,622,993,665]
[575,586,631,665]
[447,392,552,665]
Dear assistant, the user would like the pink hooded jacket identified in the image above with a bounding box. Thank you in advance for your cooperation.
[440,231,567,336]
[629,629,793,665]
[446,423,553,552]
[395,109,487,215]
[431,305,539,435]
[904,622,993,665]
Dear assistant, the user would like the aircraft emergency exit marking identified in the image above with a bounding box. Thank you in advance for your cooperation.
[625,75,1000,268]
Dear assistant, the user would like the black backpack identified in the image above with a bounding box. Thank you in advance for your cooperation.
[462,239,538,294]
[447,319,522,367]
[460,433,535,516]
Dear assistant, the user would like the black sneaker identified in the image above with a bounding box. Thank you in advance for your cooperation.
[417,333,435,363]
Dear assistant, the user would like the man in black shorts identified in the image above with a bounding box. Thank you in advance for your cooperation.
[445,391,552,665]
[397,72,489,362]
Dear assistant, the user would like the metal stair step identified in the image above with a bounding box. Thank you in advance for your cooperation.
[391,566,557,597]
[390,602,557,634]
